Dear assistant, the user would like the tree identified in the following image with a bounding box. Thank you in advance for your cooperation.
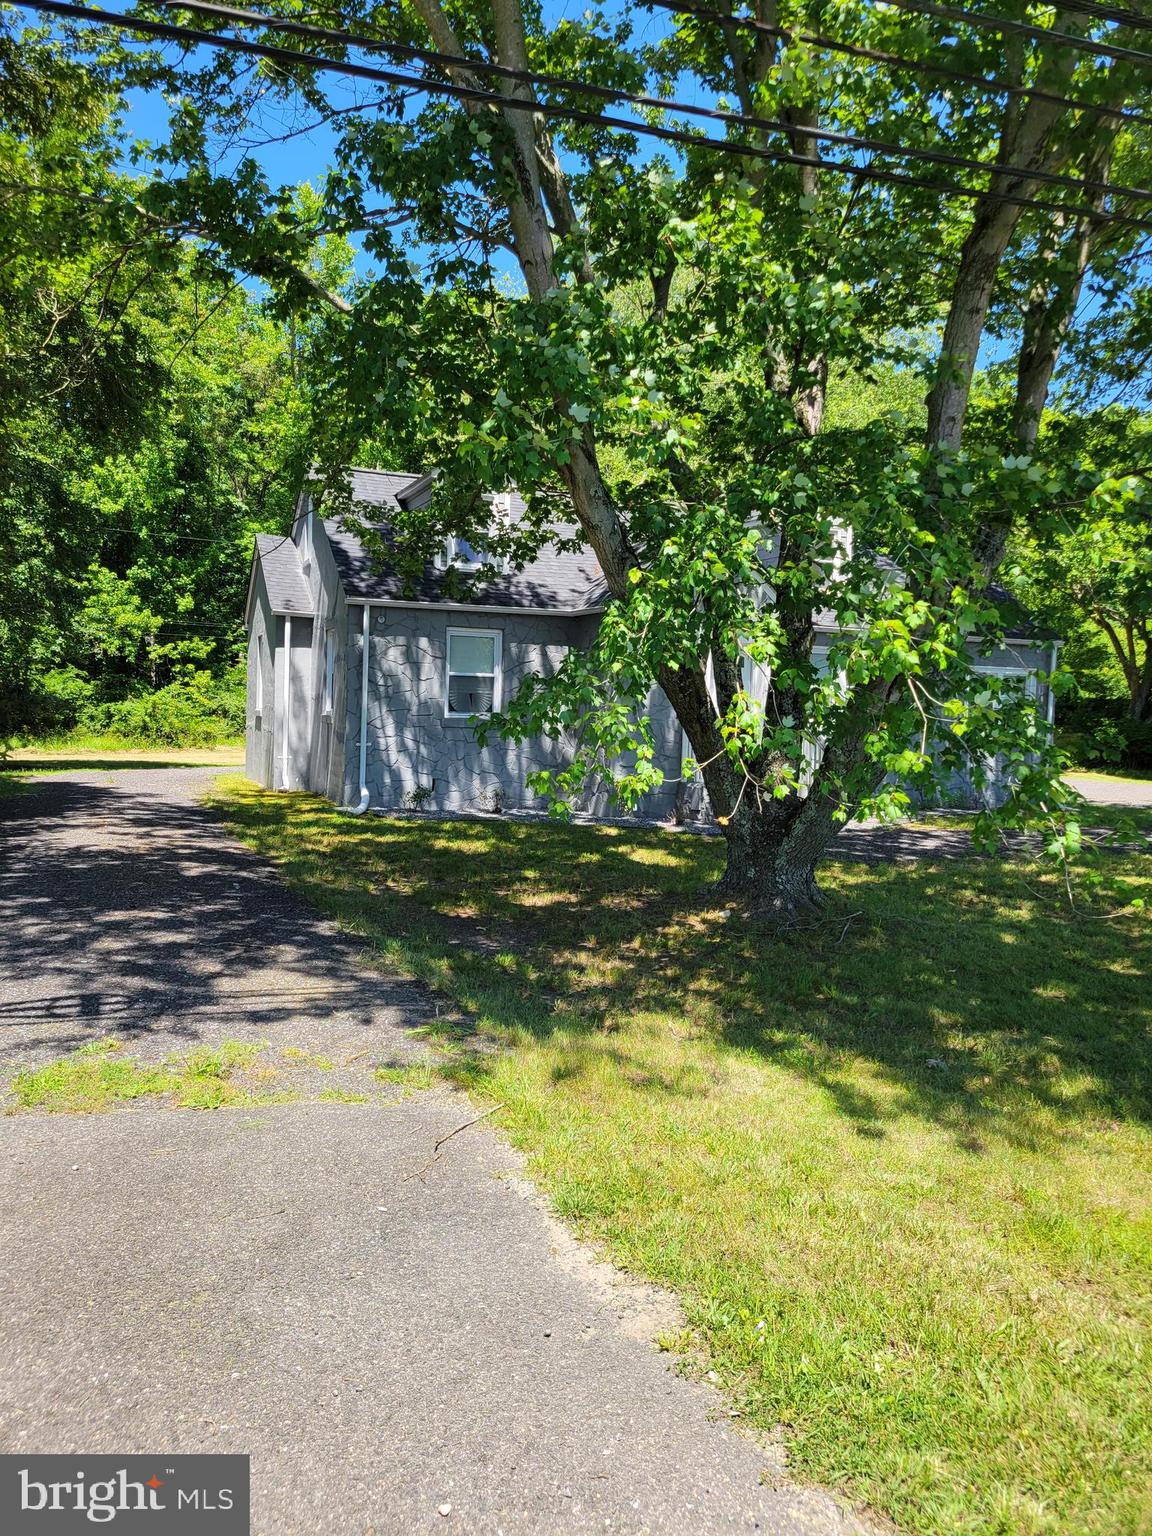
[0,19,169,731]
[64,265,308,703]
[0,18,342,737]
[41,0,1152,913]
[1009,416,1152,724]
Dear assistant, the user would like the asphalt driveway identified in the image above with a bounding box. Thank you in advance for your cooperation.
[0,770,863,1536]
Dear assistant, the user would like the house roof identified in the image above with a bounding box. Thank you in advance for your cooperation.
[304,469,1050,638]
[323,478,607,611]
[344,468,429,508]
[253,534,315,616]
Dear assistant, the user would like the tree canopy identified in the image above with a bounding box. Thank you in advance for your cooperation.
[3,0,1151,905]
[0,25,332,741]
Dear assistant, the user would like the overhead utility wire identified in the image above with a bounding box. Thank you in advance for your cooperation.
[1051,0,1152,32]
[162,0,1152,207]
[13,0,1152,233]
[876,0,1152,67]
[646,0,1152,129]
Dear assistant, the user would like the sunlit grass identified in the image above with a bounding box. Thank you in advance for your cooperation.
[214,778,1152,1536]
[7,1038,296,1113]
[3,743,245,772]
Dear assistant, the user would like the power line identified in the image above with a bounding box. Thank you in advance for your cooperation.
[14,0,1152,233]
[648,0,1152,130]
[101,525,283,543]
[877,0,1152,68]
[1054,0,1152,32]
[165,0,1152,208]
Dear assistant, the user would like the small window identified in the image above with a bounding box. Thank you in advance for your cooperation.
[322,629,336,716]
[445,629,501,718]
[452,535,484,569]
[440,534,500,572]
[254,636,265,718]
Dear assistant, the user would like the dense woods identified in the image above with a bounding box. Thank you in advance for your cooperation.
[1,25,324,744]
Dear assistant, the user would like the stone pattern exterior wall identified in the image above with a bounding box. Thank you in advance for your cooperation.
[344,605,682,819]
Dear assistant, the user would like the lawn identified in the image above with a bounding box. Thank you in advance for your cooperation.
[4,743,245,771]
[3,1037,393,1112]
[215,779,1151,1536]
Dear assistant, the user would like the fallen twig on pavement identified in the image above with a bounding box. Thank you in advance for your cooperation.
[406,1103,506,1181]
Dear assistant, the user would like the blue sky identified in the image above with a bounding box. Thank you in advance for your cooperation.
[117,0,684,280]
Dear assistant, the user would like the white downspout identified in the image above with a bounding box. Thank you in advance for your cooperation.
[350,602,371,814]
[1047,640,1062,732]
[282,613,292,790]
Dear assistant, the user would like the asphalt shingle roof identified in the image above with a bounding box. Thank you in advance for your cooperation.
[324,476,606,611]
[254,534,315,615]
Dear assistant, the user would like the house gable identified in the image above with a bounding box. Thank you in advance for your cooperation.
[307,472,606,614]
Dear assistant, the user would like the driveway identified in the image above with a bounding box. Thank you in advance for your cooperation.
[1064,771,1152,808]
[0,770,862,1536]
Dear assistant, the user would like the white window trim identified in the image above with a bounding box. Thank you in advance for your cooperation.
[321,628,336,717]
[444,534,486,572]
[254,635,265,719]
[444,627,502,719]
[973,664,1038,699]
[439,533,508,575]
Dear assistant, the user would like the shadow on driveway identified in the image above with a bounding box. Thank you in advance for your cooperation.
[0,769,431,1074]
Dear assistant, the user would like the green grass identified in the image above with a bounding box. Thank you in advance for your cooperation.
[317,1086,370,1104]
[7,1038,297,1113]
[373,1062,439,1093]
[914,801,1152,841]
[213,778,1152,1536]
[1065,766,1152,783]
[3,742,245,772]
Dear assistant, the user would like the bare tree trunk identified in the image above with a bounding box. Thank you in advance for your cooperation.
[1101,616,1152,723]
[1133,646,1152,724]
[715,801,824,918]
[925,25,1081,454]
[671,670,895,921]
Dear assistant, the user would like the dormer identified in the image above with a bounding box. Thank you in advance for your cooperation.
[433,489,512,575]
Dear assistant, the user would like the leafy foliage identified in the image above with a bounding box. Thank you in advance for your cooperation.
[6,1,1152,897]
[1007,412,1152,730]
[0,18,324,745]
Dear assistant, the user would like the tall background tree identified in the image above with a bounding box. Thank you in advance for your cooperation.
[0,18,340,742]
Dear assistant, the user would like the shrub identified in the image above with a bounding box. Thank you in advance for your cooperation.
[7,666,97,738]
[78,667,244,747]
[1059,698,1152,770]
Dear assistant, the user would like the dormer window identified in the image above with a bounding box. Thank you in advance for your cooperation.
[438,534,508,574]
[436,491,512,574]
[444,534,487,571]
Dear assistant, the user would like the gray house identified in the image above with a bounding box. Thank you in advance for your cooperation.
[244,470,1059,818]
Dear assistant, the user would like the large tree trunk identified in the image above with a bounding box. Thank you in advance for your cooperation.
[1127,635,1152,725]
[714,801,825,921]
[700,681,894,922]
